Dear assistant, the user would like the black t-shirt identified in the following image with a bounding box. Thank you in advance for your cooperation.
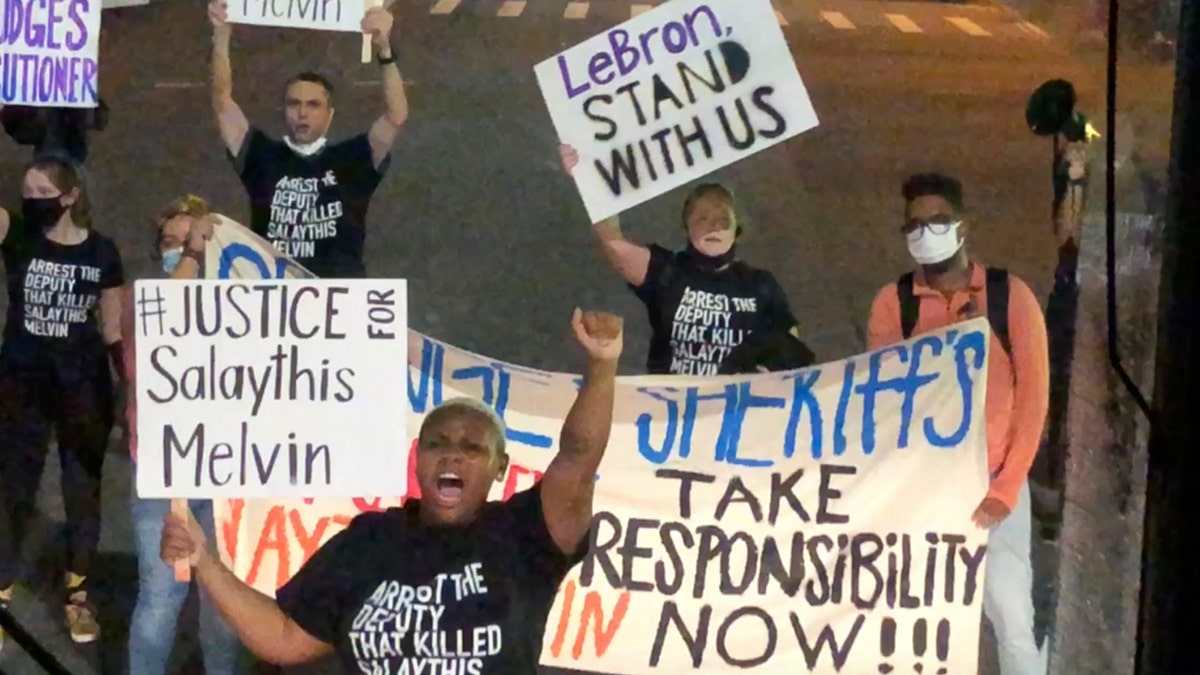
[231,128,390,278]
[631,244,798,376]
[1,212,125,370]
[276,483,585,675]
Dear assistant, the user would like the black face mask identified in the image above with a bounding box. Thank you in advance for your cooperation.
[682,241,737,272]
[21,197,69,230]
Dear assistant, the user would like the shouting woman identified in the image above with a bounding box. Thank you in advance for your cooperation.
[0,155,125,647]
[560,143,804,376]
[160,309,623,673]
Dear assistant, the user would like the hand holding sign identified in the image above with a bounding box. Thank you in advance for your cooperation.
[208,0,231,36]
[160,504,207,569]
[361,5,394,50]
[572,309,624,362]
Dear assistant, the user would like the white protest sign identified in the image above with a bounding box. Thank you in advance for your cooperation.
[133,277,410,498]
[535,0,818,223]
[0,0,102,107]
[227,0,365,32]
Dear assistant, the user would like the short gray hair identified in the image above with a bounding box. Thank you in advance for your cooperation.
[422,397,508,457]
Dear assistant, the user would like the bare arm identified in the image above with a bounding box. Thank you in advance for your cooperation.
[211,24,249,156]
[539,311,621,554]
[594,217,651,287]
[0,206,9,246]
[99,287,123,345]
[364,10,407,168]
[194,552,333,665]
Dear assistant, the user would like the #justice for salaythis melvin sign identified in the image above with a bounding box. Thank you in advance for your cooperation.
[133,279,410,499]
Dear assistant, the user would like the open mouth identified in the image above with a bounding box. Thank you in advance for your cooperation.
[433,472,464,507]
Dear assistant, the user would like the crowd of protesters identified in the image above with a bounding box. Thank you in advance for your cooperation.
[0,0,1061,673]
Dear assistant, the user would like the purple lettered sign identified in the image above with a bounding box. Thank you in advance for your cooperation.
[1,0,102,107]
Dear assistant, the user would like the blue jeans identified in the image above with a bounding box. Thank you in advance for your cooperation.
[128,497,240,675]
[983,482,1048,675]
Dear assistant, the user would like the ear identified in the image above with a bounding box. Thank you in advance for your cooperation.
[60,187,80,207]
[493,453,510,482]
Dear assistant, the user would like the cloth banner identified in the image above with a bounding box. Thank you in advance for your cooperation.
[205,219,990,674]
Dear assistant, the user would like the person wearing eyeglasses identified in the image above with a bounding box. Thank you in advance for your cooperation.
[864,173,1050,675]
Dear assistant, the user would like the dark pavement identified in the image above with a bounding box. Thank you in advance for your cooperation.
[0,0,1086,672]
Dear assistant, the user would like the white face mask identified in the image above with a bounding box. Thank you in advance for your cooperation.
[284,135,328,157]
[906,221,963,265]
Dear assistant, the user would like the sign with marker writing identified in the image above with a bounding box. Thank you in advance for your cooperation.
[227,0,365,32]
[133,276,409,498]
[204,222,989,674]
[534,0,818,223]
[0,0,102,107]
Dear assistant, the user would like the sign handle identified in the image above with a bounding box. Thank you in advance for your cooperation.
[171,499,191,582]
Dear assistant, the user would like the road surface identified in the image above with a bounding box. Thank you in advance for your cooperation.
[0,0,1083,672]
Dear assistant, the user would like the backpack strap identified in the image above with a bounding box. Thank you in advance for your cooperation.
[897,272,919,339]
[985,268,1012,357]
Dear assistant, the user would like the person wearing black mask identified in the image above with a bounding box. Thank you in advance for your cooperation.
[0,155,125,650]
[559,143,800,376]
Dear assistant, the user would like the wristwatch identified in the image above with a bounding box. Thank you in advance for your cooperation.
[377,53,396,65]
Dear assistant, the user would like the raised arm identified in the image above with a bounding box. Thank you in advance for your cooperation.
[559,144,650,286]
[363,5,408,169]
[539,310,622,554]
[209,1,250,156]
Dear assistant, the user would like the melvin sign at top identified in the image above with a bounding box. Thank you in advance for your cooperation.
[535,0,818,223]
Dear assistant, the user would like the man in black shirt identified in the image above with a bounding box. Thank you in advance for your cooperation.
[207,0,409,278]
[161,310,623,673]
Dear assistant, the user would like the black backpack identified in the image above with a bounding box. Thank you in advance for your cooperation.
[897,268,1012,358]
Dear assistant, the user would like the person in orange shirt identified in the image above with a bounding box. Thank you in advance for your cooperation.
[867,173,1049,675]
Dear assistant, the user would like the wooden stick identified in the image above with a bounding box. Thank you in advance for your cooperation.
[171,499,191,582]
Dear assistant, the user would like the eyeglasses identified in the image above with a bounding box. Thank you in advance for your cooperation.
[903,217,960,237]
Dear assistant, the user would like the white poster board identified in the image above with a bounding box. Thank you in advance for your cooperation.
[0,0,102,107]
[535,0,818,223]
[227,0,365,31]
[133,278,410,498]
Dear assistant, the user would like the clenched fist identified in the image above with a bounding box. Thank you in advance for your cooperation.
[572,309,623,363]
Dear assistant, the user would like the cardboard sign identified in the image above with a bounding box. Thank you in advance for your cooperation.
[1,0,102,107]
[226,0,365,32]
[535,0,818,223]
[204,220,989,674]
[133,253,409,498]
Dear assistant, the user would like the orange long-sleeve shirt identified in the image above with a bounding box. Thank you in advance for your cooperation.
[866,262,1049,510]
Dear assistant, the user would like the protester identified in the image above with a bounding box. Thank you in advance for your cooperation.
[0,155,126,647]
[160,309,622,671]
[1,101,110,165]
[121,195,242,674]
[865,173,1049,675]
[207,0,408,278]
[559,143,800,376]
